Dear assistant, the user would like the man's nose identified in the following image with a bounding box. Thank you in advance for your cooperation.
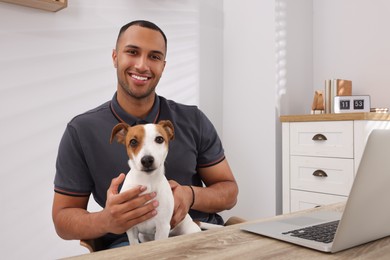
[134,55,150,71]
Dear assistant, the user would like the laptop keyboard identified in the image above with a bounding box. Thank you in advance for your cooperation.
[282,220,340,244]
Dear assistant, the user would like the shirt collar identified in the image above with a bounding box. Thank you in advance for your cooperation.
[110,92,160,125]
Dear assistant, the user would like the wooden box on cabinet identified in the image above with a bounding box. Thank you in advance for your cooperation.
[281,113,390,213]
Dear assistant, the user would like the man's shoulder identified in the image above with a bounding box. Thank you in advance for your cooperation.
[69,100,111,126]
[159,96,200,114]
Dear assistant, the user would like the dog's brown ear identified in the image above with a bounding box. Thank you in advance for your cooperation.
[110,123,129,145]
[158,120,175,141]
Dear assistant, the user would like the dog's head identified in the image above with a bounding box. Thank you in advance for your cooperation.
[110,120,174,173]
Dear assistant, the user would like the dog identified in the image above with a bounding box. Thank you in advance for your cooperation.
[110,120,201,244]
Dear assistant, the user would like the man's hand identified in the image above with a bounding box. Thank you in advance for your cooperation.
[52,173,160,240]
[101,173,159,234]
[169,180,193,228]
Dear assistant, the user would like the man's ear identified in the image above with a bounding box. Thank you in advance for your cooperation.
[112,49,118,68]
[110,123,129,144]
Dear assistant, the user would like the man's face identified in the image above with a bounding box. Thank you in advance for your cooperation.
[112,25,166,100]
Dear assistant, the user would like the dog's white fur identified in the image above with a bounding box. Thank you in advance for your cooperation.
[111,120,201,244]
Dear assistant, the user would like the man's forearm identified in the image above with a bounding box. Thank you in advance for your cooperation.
[191,181,238,213]
[53,208,108,240]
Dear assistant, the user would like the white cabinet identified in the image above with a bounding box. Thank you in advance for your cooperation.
[281,114,390,213]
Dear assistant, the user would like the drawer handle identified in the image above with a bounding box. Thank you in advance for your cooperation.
[313,170,328,178]
[312,133,327,141]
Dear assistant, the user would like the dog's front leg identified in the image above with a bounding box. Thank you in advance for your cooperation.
[170,214,201,236]
[154,223,171,240]
[126,228,140,245]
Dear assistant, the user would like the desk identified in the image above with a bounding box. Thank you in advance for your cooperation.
[64,203,390,259]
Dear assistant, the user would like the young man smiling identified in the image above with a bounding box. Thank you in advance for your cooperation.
[52,20,238,250]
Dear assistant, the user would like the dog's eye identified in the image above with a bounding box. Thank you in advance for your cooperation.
[129,139,138,147]
[155,136,164,144]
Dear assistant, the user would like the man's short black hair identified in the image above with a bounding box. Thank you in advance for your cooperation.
[116,20,167,53]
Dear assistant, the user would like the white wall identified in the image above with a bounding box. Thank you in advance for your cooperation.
[280,0,390,114]
[279,0,313,115]
[313,0,390,109]
[222,0,279,220]
[198,1,224,133]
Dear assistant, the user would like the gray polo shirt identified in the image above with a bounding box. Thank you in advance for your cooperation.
[54,93,225,246]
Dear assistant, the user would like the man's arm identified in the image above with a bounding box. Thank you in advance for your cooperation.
[170,159,238,226]
[193,158,238,212]
[52,174,159,240]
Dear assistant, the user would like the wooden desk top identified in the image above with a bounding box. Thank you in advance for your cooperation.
[64,203,390,259]
[280,112,390,122]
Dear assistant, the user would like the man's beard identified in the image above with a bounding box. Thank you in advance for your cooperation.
[118,80,156,100]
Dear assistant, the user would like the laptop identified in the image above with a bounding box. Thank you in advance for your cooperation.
[241,129,390,253]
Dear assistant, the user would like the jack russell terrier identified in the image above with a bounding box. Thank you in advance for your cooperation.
[110,120,201,244]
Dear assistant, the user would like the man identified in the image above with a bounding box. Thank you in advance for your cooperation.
[52,20,238,249]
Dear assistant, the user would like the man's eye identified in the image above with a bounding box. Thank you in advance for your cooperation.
[129,139,138,147]
[150,54,162,61]
[155,136,164,144]
[127,50,137,55]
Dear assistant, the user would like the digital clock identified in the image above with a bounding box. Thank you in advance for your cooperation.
[334,95,370,113]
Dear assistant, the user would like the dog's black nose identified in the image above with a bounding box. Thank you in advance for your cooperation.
[141,155,154,168]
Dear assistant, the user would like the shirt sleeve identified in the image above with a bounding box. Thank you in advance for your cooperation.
[54,124,92,197]
[196,110,225,168]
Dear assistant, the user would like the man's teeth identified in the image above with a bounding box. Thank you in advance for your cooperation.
[132,74,148,81]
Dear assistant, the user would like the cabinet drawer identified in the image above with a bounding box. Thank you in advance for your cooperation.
[290,121,353,158]
[290,190,348,212]
[290,156,354,196]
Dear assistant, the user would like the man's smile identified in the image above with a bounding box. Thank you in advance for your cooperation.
[130,73,151,82]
